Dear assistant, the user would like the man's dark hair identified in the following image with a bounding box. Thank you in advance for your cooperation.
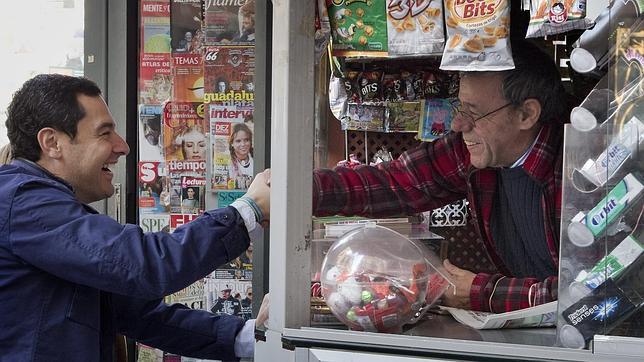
[501,40,567,124]
[6,74,102,161]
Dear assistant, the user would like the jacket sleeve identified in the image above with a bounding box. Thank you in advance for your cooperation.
[312,132,470,218]
[9,182,250,299]
[112,295,245,361]
[469,272,558,312]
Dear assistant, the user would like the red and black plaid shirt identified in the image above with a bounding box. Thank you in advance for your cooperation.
[313,123,563,313]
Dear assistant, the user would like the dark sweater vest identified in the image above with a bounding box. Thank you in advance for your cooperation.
[491,167,556,280]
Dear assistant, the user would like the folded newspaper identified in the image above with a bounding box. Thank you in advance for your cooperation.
[440,301,557,329]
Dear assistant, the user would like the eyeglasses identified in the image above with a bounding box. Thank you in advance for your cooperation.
[453,102,514,125]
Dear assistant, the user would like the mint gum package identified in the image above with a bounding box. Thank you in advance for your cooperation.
[567,172,644,247]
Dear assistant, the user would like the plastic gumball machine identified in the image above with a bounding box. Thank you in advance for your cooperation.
[320,224,453,333]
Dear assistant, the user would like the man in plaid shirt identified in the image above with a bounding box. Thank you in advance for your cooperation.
[313,41,568,313]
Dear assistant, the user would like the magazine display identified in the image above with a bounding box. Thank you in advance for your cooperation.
[137,0,256,358]
[440,301,558,330]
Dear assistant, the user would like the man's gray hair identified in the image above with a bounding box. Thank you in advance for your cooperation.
[501,40,567,124]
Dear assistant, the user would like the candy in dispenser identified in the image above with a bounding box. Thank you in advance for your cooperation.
[320,224,451,333]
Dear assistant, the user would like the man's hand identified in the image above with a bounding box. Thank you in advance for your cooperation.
[256,293,269,327]
[263,168,270,186]
[244,169,270,223]
[442,259,476,309]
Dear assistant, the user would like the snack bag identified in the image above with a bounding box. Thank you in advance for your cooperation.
[342,103,386,131]
[359,71,384,102]
[344,70,363,103]
[328,0,388,57]
[386,0,445,56]
[526,0,594,38]
[382,72,405,101]
[419,98,456,141]
[386,101,423,132]
[440,0,514,71]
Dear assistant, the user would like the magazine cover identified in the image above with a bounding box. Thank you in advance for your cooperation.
[170,0,203,54]
[139,213,170,233]
[217,190,245,207]
[162,101,208,162]
[136,344,164,362]
[204,279,252,319]
[166,160,206,215]
[138,105,165,161]
[140,1,172,106]
[139,54,172,105]
[203,46,255,108]
[204,0,256,45]
[180,175,205,214]
[141,0,171,52]
[138,161,171,213]
[166,279,206,310]
[172,53,204,103]
[210,267,252,281]
[209,104,254,190]
[169,213,199,232]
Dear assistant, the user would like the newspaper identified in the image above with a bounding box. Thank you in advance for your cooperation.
[440,301,557,329]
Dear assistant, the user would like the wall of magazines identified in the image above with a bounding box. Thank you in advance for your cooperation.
[136,0,256,360]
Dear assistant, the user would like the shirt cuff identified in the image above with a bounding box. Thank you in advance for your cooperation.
[234,319,256,358]
[470,272,492,312]
[231,200,257,232]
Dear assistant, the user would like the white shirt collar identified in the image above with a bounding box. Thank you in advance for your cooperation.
[509,128,542,169]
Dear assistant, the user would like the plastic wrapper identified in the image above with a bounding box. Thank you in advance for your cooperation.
[328,0,389,57]
[419,98,457,141]
[342,103,386,131]
[315,0,332,64]
[320,225,452,333]
[386,101,423,132]
[326,0,445,57]
[526,0,593,39]
[386,0,445,56]
[440,0,514,71]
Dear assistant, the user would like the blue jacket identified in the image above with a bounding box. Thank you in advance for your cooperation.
[0,160,250,361]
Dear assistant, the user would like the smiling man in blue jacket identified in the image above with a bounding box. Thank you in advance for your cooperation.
[0,74,270,361]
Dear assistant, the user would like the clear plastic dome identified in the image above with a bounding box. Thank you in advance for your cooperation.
[320,224,451,333]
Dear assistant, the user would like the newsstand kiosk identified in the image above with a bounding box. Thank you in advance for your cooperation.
[254,1,643,361]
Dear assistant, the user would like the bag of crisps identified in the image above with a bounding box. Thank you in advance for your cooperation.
[440,0,514,71]
[526,0,594,38]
